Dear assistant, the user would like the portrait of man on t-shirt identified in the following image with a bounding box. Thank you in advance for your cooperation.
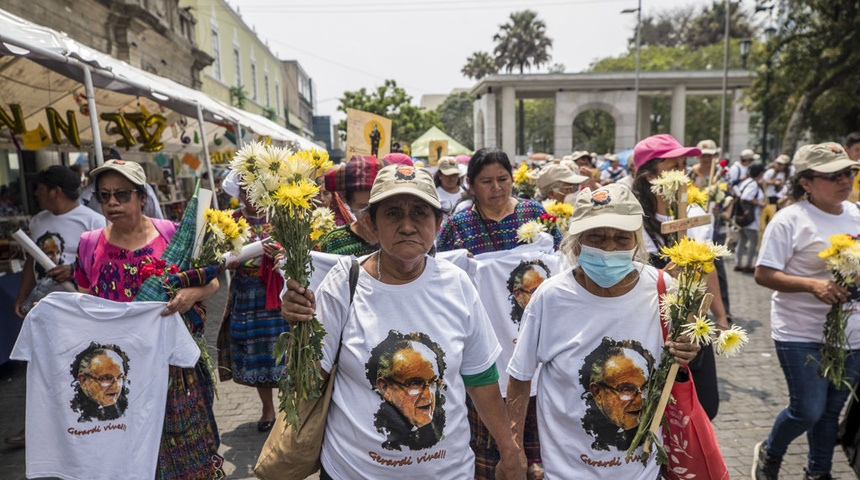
[579,337,654,451]
[506,259,552,326]
[35,231,65,277]
[70,342,130,422]
[367,331,447,451]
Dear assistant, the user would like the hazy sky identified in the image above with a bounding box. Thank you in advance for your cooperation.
[227,0,700,121]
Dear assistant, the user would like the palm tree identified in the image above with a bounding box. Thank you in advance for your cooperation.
[462,51,498,80]
[493,10,553,155]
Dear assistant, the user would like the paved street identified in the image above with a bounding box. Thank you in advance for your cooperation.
[1,263,858,479]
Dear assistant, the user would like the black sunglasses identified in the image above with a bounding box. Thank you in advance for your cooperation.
[96,189,136,204]
[811,169,857,182]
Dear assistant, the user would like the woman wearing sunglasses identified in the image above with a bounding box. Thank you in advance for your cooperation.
[752,143,860,480]
[73,159,222,479]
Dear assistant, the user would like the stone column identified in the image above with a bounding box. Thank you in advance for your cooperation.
[500,86,516,157]
[670,84,686,142]
[638,96,652,141]
[554,91,574,156]
[729,88,751,162]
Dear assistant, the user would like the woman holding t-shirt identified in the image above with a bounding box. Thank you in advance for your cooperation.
[506,183,700,479]
[436,147,561,479]
[74,159,222,479]
[280,164,526,479]
[751,143,860,480]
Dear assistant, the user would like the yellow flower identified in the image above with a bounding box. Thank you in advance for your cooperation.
[660,237,730,268]
[516,220,545,244]
[229,198,239,209]
[715,325,749,356]
[830,234,856,249]
[274,179,319,214]
[681,315,715,346]
[513,162,530,184]
[545,201,574,219]
[686,184,708,208]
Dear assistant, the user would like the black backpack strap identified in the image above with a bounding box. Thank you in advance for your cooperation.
[334,259,360,365]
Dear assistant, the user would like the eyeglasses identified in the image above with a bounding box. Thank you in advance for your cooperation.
[514,286,538,297]
[84,373,126,387]
[811,169,857,182]
[599,382,643,401]
[390,377,442,396]
[96,189,136,204]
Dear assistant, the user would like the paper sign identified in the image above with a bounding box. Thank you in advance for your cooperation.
[22,124,51,150]
[428,140,448,166]
[346,108,392,159]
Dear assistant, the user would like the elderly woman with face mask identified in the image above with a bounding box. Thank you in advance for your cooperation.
[506,184,700,480]
[281,164,527,479]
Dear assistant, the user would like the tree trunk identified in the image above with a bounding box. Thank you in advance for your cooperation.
[518,63,525,156]
[780,91,816,159]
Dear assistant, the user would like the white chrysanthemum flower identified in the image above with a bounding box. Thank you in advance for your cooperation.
[715,325,749,356]
[650,171,691,202]
[542,199,558,210]
[516,221,545,244]
[680,315,715,346]
[229,142,266,176]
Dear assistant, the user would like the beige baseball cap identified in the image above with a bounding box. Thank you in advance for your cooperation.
[89,159,147,186]
[568,184,644,236]
[369,164,441,209]
[537,164,589,190]
[774,154,791,165]
[437,156,460,176]
[696,139,720,156]
[740,149,760,161]
[571,151,593,163]
[793,142,860,174]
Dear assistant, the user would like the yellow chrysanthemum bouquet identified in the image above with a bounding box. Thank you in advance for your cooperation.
[513,162,537,198]
[541,199,575,232]
[229,141,333,428]
[309,207,336,242]
[627,237,747,464]
[817,234,860,388]
[192,208,250,268]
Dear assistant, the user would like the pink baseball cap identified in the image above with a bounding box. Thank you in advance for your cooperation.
[633,134,702,169]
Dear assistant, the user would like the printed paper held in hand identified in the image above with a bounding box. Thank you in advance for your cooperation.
[12,229,76,292]
[222,239,267,265]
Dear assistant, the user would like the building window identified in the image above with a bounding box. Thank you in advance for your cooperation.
[275,82,280,115]
[234,47,241,85]
[251,63,258,100]
[210,30,221,80]
[265,73,270,106]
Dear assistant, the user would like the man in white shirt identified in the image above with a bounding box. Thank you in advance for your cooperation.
[8,165,106,447]
[728,149,759,192]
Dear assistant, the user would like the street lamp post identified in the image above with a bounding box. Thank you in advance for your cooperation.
[622,0,642,141]
[739,39,752,69]
[718,0,731,158]
[757,4,776,161]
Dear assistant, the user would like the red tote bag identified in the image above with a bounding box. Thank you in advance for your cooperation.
[657,271,730,480]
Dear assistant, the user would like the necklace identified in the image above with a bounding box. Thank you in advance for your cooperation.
[376,251,383,281]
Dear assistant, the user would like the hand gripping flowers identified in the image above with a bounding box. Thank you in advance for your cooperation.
[627,237,748,463]
[817,234,860,388]
[229,141,333,428]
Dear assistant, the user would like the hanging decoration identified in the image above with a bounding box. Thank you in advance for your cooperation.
[0,104,26,134]
[45,107,82,149]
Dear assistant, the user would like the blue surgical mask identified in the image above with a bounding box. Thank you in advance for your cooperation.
[577,244,636,288]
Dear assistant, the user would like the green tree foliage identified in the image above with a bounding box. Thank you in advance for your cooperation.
[461,52,497,80]
[335,79,440,144]
[493,10,553,74]
[747,0,860,156]
[573,110,615,154]
[229,85,247,109]
[631,2,752,50]
[524,99,554,153]
[436,91,474,150]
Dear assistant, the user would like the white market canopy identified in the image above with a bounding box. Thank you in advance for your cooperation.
[410,126,473,157]
[0,7,321,164]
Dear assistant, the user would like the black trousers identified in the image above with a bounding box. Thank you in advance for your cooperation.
[689,343,719,420]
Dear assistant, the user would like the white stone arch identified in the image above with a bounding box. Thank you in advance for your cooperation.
[555,90,637,156]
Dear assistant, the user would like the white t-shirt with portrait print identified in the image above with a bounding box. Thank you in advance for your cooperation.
[756,200,860,347]
[28,205,105,280]
[472,235,566,396]
[316,255,501,479]
[10,292,199,480]
[507,264,667,480]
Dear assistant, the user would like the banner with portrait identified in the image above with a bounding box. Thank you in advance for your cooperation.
[428,140,448,166]
[346,108,392,159]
